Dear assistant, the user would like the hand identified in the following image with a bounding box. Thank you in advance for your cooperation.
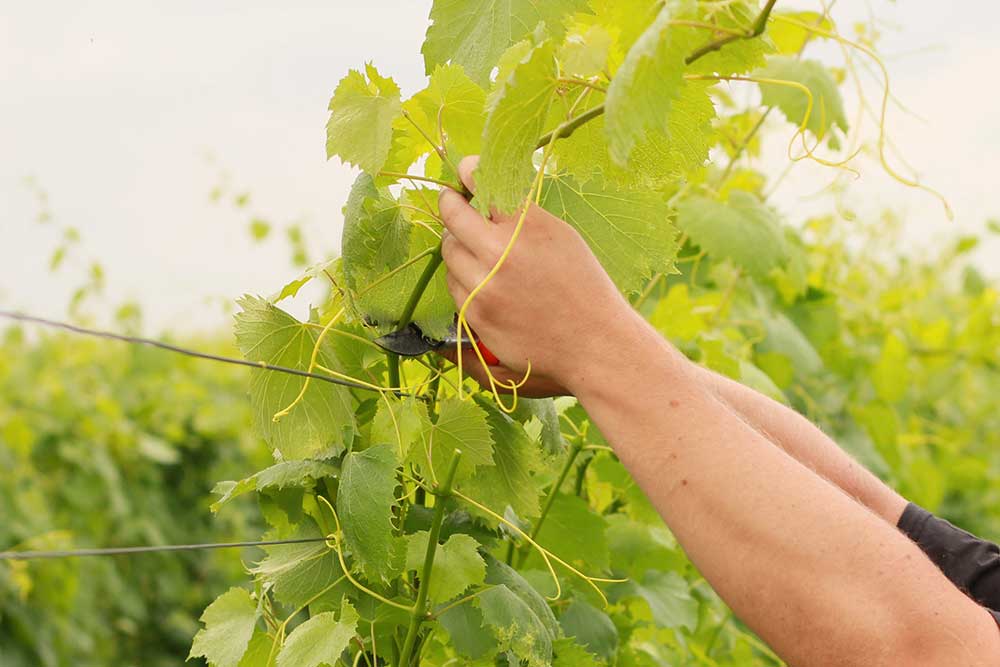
[437,345,569,398]
[437,156,637,392]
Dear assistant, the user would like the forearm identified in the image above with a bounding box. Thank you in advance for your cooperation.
[692,364,908,524]
[566,312,998,666]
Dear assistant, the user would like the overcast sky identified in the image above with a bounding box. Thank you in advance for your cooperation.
[2,1,998,335]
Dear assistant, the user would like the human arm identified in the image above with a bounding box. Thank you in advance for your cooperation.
[437,156,1000,666]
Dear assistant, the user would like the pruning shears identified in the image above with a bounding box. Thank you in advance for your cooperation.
[374,322,501,366]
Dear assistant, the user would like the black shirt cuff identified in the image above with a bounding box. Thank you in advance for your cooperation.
[897,502,1000,626]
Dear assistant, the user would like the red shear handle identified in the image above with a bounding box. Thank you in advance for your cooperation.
[474,339,500,366]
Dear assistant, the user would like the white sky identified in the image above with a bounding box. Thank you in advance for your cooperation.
[2,1,998,335]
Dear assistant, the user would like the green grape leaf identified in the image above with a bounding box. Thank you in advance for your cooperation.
[588,0,661,56]
[755,56,848,147]
[483,553,560,638]
[236,632,273,667]
[341,174,454,338]
[524,492,610,571]
[405,63,487,159]
[250,528,347,609]
[682,1,772,77]
[605,9,691,166]
[559,601,619,661]
[465,396,542,520]
[512,397,567,456]
[477,40,558,214]
[438,601,498,659]
[211,460,339,512]
[371,395,431,461]
[611,571,698,631]
[275,599,359,667]
[553,637,606,667]
[769,10,833,55]
[540,174,679,295]
[675,192,788,280]
[326,63,401,173]
[342,173,411,296]
[409,397,494,484]
[404,531,487,603]
[555,81,716,190]
[476,585,554,667]
[189,588,258,667]
[234,296,356,459]
[422,0,587,85]
[560,24,613,78]
[338,443,402,583]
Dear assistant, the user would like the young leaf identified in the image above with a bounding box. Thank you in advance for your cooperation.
[477,40,558,214]
[338,443,402,583]
[605,9,691,166]
[405,63,487,159]
[512,397,567,456]
[409,396,494,483]
[422,0,587,85]
[326,63,401,173]
[404,531,486,603]
[234,296,356,459]
[476,585,554,667]
[189,588,258,667]
[676,192,788,280]
[755,57,848,147]
[276,599,359,667]
[539,174,679,295]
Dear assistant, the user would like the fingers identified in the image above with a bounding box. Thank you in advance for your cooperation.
[457,155,478,194]
[442,230,487,287]
[445,271,470,307]
[438,188,499,258]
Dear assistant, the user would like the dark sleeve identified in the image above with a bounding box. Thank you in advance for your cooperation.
[898,503,1000,627]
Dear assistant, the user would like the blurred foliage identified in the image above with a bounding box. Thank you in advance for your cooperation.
[652,210,1000,543]
[0,331,269,667]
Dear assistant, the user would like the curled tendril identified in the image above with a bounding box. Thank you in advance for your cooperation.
[770,14,954,220]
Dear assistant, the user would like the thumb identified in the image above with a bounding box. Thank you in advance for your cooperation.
[457,155,479,195]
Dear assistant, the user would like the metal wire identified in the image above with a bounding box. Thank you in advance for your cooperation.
[0,537,331,561]
[0,309,395,394]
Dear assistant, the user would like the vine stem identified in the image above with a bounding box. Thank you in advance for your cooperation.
[515,439,584,568]
[685,0,778,64]
[398,450,462,667]
[386,245,443,393]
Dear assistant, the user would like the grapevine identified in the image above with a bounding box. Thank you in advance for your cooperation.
[177,1,966,665]
[3,1,978,666]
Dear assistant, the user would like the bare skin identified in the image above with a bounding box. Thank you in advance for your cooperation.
[438,156,1000,666]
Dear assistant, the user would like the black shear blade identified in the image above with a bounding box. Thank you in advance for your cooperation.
[374,322,477,357]
[373,324,439,357]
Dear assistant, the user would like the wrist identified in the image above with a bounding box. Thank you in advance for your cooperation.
[560,306,691,402]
